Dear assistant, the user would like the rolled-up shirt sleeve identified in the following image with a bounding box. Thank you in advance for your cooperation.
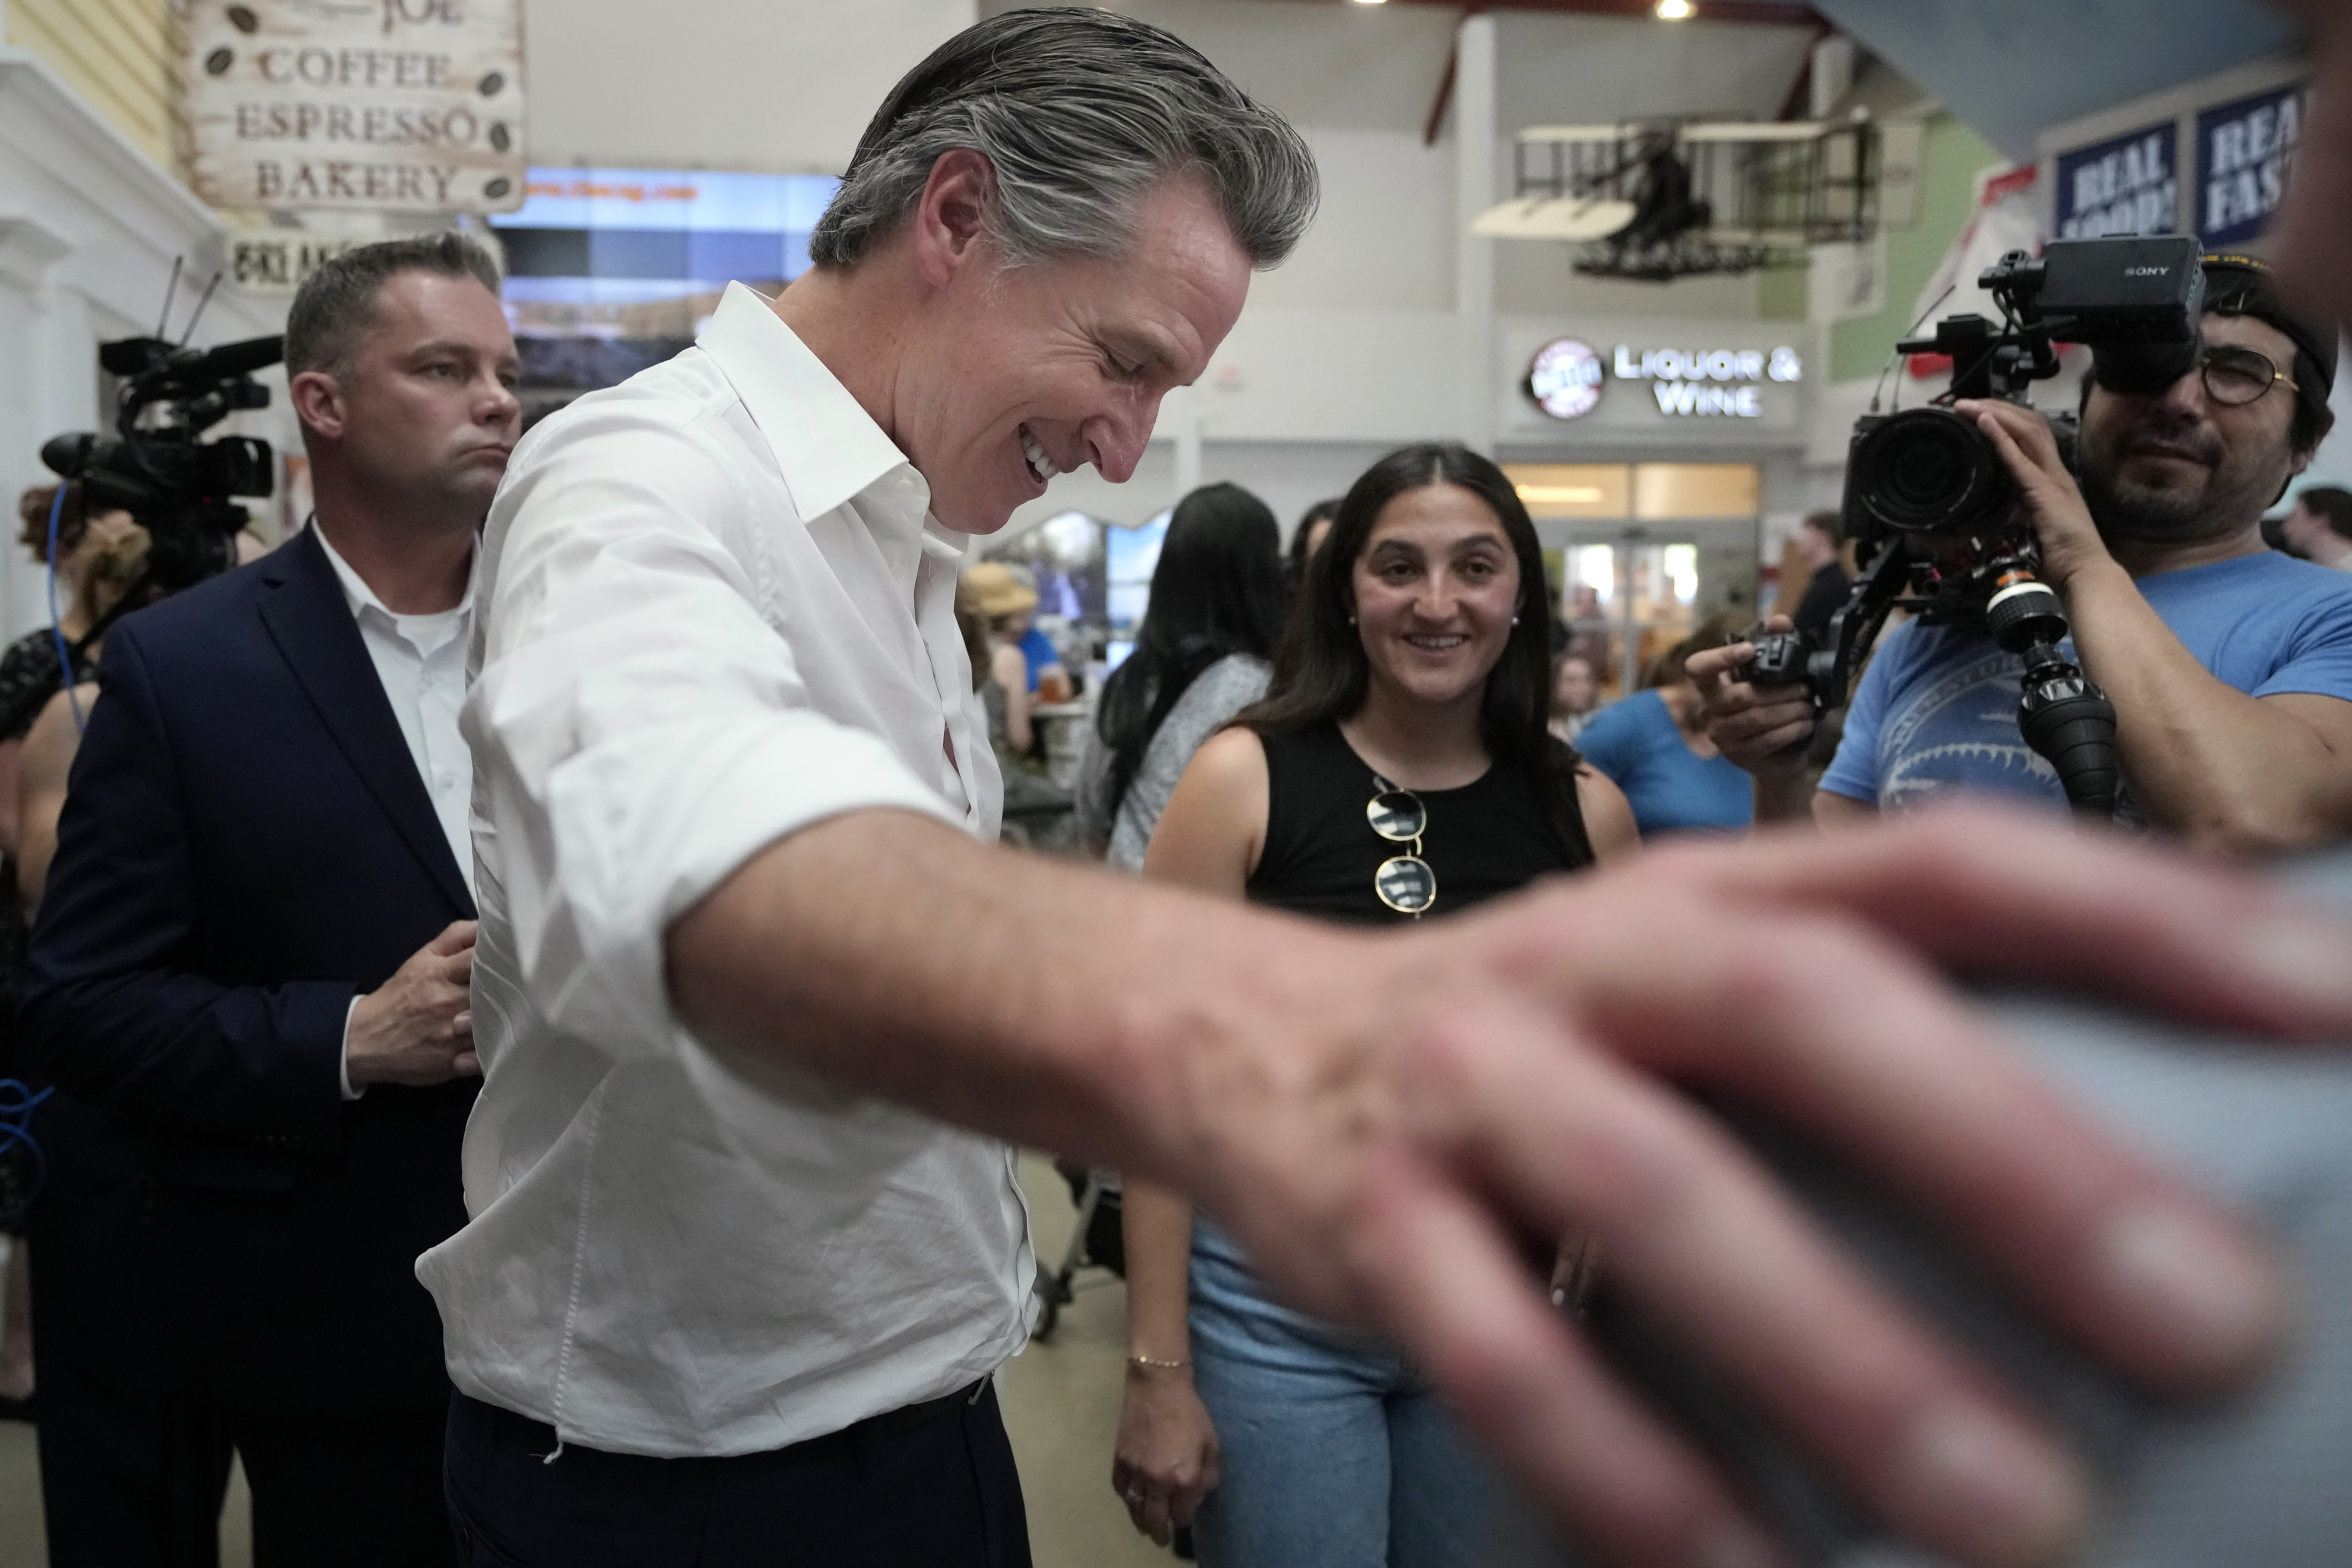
[463,409,962,1066]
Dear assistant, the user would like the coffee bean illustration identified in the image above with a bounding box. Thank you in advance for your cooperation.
[479,71,505,96]
[205,47,235,75]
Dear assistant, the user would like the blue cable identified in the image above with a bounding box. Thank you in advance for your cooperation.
[45,483,84,734]
[0,1080,52,1228]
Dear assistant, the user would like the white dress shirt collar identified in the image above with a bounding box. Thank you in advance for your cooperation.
[699,283,977,600]
[700,283,912,526]
[312,519,479,638]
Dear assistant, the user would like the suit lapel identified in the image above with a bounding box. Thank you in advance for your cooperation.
[257,528,474,917]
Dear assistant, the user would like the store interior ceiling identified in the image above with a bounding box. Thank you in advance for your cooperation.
[962,1,2303,173]
[534,0,2310,185]
[1812,0,2300,160]
[978,0,1818,140]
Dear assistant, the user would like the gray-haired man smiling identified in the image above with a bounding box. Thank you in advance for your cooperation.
[427,11,2352,1568]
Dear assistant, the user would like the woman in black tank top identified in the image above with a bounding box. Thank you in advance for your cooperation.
[1248,720,1585,925]
[1111,445,1636,1565]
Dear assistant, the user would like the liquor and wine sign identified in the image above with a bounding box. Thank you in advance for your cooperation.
[182,0,526,214]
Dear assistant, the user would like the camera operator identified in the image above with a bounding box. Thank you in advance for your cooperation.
[1697,255,2352,853]
[19,234,514,1566]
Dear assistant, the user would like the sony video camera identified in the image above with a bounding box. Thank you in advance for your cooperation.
[41,331,282,605]
[1738,234,2208,817]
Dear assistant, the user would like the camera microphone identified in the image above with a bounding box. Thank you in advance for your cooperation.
[39,433,95,481]
[183,334,284,383]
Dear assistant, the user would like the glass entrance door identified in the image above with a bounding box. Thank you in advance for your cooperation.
[1511,463,1762,703]
[1552,523,1759,700]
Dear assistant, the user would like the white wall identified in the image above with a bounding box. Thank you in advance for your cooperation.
[523,0,977,172]
[1251,128,1455,313]
[0,50,290,641]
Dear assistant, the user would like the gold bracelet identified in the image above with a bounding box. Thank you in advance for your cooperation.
[1127,1352,1191,1370]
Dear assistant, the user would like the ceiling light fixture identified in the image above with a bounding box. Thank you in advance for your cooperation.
[1655,0,1695,17]
[1352,0,1388,6]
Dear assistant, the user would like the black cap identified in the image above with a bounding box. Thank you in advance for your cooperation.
[2200,251,2338,432]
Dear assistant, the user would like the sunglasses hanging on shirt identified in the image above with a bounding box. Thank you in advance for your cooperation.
[1366,775,1436,917]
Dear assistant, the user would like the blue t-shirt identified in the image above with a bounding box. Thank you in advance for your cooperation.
[1821,551,2352,817]
[1017,624,1058,693]
[1576,689,1755,837]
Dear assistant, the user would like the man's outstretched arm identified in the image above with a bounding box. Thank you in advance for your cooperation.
[668,803,2352,1568]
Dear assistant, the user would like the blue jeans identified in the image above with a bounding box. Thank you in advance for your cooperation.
[1188,1222,1497,1568]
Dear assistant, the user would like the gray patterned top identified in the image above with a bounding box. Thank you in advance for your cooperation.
[1075,653,1272,871]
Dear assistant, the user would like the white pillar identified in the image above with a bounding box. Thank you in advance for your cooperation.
[0,215,84,636]
[1453,12,1498,456]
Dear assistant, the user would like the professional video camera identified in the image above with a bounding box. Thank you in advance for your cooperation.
[1740,233,2208,817]
[40,327,282,613]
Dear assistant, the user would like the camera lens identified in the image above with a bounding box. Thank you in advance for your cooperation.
[1887,425,1969,507]
[1850,408,2011,536]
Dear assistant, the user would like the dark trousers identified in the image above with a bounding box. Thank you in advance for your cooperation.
[30,1118,233,1568]
[30,1108,454,1567]
[36,1252,452,1568]
[442,1383,1033,1568]
[235,1403,455,1567]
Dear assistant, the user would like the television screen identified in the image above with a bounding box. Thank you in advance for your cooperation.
[1105,510,1171,637]
[492,167,840,413]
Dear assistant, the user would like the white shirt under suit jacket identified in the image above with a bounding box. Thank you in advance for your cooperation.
[417,281,1033,1458]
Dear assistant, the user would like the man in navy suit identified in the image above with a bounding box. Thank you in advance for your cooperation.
[21,234,518,1565]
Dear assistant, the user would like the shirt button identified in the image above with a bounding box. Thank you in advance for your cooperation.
[438,772,457,789]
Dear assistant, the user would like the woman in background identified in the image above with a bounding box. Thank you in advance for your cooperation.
[1077,482,1289,868]
[1111,443,1634,1567]
[956,572,1072,848]
[0,491,144,1411]
[0,485,144,786]
[1285,496,1341,601]
[1575,611,1755,839]
[1547,650,1598,743]
[964,561,1043,756]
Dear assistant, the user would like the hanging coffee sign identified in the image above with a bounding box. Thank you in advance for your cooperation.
[183,0,526,214]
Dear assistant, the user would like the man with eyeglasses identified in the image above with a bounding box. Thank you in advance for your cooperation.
[1697,253,2352,851]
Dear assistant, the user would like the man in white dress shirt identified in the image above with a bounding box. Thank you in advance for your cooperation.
[428,12,2352,1568]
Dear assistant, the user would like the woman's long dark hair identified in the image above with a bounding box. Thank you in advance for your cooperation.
[1242,442,1593,865]
[1096,482,1288,819]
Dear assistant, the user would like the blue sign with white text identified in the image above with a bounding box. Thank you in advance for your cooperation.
[2198,85,2308,247]
[2054,124,2179,240]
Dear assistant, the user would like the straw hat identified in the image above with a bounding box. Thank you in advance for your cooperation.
[963,560,1038,619]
